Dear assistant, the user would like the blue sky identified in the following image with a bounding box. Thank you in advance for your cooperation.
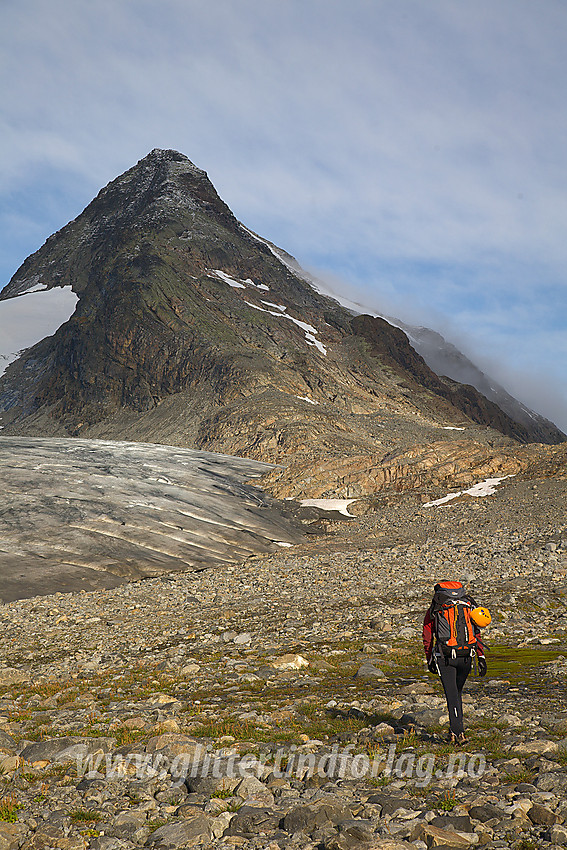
[1,0,566,431]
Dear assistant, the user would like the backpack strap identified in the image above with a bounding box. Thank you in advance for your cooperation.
[445,605,457,647]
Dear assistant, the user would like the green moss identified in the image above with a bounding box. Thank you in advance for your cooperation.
[467,727,509,759]
[484,643,567,682]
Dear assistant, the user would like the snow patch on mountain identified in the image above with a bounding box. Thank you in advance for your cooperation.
[245,301,327,356]
[211,269,270,292]
[212,270,247,289]
[299,498,356,517]
[0,286,78,377]
[423,475,513,507]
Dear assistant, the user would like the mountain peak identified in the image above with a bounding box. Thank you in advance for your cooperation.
[147,147,190,160]
[1,151,565,501]
[92,147,211,216]
[132,147,206,177]
[1,149,235,301]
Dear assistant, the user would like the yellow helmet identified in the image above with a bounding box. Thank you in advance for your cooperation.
[471,606,492,628]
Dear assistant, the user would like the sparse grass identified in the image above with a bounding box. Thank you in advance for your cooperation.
[42,763,77,781]
[211,787,235,800]
[485,644,567,684]
[69,808,102,823]
[18,771,38,785]
[502,767,537,785]
[436,790,457,811]
[467,727,510,759]
[553,749,567,765]
[395,729,420,752]
[0,796,22,822]
[111,727,148,747]
[406,784,431,799]
[469,717,509,732]
[193,709,367,744]
[368,774,392,788]
[296,702,318,719]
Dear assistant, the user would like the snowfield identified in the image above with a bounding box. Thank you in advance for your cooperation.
[0,286,78,377]
[423,475,513,507]
[299,498,356,517]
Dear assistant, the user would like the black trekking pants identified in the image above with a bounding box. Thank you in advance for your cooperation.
[437,654,472,735]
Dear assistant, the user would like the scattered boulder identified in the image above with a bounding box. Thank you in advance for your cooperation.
[145,814,211,848]
[355,661,385,679]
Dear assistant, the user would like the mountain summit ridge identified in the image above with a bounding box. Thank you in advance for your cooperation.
[0,149,565,498]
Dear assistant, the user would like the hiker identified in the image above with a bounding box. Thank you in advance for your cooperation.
[423,580,490,745]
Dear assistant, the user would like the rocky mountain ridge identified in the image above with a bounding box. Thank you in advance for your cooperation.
[252,247,564,441]
[388,319,553,436]
[0,149,565,501]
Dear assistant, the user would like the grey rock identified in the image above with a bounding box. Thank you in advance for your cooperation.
[0,823,28,850]
[21,735,115,765]
[89,839,137,850]
[145,814,211,848]
[109,811,149,842]
[0,667,29,686]
[283,798,351,834]
[234,775,275,807]
[430,815,472,832]
[528,802,557,825]
[20,736,81,763]
[548,823,567,845]
[537,772,567,792]
[225,805,283,837]
[0,731,17,752]
[365,794,415,817]
[469,803,506,822]
[336,818,375,841]
[185,763,240,796]
[355,661,385,680]
[233,632,252,645]
[154,786,187,805]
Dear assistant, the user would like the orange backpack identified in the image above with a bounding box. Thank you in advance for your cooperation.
[431,581,477,658]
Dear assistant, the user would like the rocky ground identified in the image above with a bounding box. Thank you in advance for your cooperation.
[1,475,567,850]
